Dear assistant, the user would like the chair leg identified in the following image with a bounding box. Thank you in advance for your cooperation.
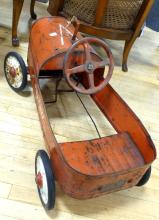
[12,0,24,46]
[30,0,37,20]
[47,0,63,16]
[122,35,138,72]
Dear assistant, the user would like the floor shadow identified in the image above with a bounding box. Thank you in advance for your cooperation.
[16,82,32,97]
[47,184,146,219]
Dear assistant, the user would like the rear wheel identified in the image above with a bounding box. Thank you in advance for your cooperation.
[35,150,55,210]
[136,166,151,186]
[4,52,27,92]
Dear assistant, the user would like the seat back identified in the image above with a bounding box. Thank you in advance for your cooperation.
[62,0,144,30]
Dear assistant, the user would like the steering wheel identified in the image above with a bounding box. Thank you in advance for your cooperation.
[63,37,114,95]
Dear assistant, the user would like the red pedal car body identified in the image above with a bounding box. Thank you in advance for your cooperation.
[4,16,156,210]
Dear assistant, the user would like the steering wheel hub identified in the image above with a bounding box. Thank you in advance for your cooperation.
[87,63,94,72]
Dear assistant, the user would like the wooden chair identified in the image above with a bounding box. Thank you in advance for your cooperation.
[12,0,37,46]
[31,0,154,71]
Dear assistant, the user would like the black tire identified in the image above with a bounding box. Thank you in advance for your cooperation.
[35,150,56,210]
[136,166,151,186]
[4,52,27,92]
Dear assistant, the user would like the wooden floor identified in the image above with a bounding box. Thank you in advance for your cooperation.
[0,1,159,220]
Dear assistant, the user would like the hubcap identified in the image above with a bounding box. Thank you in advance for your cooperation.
[5,56,23,88]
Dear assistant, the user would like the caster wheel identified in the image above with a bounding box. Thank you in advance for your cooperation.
[4,52,27,92]
[136,166,151,186]
[35,150,55,210]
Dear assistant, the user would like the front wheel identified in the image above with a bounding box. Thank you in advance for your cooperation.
[35,150,56,210]
[4,52,27,92]
[136,166,151,186]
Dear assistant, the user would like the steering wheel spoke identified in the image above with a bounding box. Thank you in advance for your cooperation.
[66,64,85,76]
[94,60,108,69]
[88,73,95,88]
[84,43,92,62]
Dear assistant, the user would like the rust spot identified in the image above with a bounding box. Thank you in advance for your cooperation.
[91,155,105,171]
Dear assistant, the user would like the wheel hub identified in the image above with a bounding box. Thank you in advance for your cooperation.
[10,67,16,78]
[36,172,43,189]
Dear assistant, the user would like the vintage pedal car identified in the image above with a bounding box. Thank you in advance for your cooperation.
[4,16,156,210]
